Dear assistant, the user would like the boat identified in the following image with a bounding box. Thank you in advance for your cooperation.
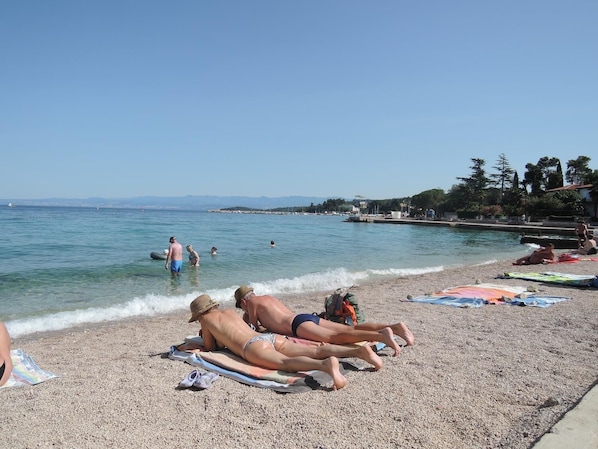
[519,235,584,249]
[150,251,168,260]
[8,202,13,207]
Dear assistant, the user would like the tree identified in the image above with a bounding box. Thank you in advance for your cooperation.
[585,169,598,217]
[523,157,563,194]
[321,198,348,212]
[456,158,490,212]
[411,189,446,212]
[546,160,564,190]
[565,156,593,185]
[501,171,526,217]
[523,162,543,195]
[490,153,514,202]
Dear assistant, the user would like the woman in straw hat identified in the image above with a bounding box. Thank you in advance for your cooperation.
[184,294,385,390]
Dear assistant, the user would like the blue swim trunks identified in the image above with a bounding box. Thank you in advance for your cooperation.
[291,314,320,337]
[170,260,182,273]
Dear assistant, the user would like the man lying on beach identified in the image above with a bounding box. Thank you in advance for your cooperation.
[234,286,414,356]
[182,294,386,390]
[513,243,555,265]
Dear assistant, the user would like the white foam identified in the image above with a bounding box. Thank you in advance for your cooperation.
[5,264,447,338]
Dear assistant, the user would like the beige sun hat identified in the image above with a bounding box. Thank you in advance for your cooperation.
[234,285,254,308]
[188,294,219,322]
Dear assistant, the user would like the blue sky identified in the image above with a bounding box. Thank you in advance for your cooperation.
[1,1,596,201]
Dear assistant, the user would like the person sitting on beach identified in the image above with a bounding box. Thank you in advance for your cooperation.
[183,294,386,390]
[0,321,13,387]
[186,244,200,267]
[575,219,589,246]
[234,286,414,355]
[514,243,555,265]
[576,237,597,256]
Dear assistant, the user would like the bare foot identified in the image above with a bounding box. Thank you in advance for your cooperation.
[324,357,347,390]
[379,327,402,356]
[391,322,415,346]
[357,345,383,370]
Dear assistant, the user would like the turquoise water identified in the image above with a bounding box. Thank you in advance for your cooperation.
[0,206,527,337]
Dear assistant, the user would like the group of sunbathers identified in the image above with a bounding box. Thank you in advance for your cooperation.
[177,286,415,390]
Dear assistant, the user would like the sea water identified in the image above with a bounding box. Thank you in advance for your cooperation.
[0,206,528,338]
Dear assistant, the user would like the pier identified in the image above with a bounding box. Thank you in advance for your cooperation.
[346,215,593,237]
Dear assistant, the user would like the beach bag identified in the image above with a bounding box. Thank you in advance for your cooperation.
[320,288,365,325]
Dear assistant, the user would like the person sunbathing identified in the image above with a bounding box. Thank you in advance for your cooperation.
[184,294,386,390]
[514,243,555,265]
[0,321,13,387]
[576,237,597,255]
[233,286,414,356]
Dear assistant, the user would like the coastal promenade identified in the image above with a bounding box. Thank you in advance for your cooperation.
[347,215,591,237]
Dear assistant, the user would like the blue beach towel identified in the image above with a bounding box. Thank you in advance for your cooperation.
[169,346,349,393]
[168,335,375,393]
[406,283,571,308]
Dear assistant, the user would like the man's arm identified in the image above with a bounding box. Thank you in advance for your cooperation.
[201,326,218,351]
[165,246,171,269]
[247,305,265,331]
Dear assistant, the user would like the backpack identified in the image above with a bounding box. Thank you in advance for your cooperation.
[319,288,366,325]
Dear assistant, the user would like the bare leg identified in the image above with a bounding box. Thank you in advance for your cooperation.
[298,322,402,356]
[323,357,347,390]
[245,342,348,390]
[355,322,415,346]
[315,343,383,370]
[377,327,402,356]
[390,322,415,346]
[277,337,383,370]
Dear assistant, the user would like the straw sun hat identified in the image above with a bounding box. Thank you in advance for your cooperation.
[234,285,254,308]
[188,294,219,322]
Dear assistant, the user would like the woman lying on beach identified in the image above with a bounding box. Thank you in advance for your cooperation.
[0,321,13,387]
[182,294,385,390]
[513,243,555,265]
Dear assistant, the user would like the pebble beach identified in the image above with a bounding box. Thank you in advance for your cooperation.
[2,257,597,449]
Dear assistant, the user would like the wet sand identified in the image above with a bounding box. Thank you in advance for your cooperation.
[2,257,597,449]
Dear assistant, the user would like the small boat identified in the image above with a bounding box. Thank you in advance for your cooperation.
[150,251,168,260]
[8,202,13,207]
[519,235,582,249]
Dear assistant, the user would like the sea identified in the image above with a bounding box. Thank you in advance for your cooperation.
[0,206,530,338]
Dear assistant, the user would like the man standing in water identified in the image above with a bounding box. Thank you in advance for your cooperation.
[165,236,183,276]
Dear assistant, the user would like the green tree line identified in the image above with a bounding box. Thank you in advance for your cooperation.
[307,155,598,219]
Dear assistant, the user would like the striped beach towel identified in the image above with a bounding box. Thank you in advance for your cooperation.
[0,349,58,389]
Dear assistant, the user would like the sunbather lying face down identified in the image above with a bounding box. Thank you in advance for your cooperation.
[233,286,414,356]
[185,295,386,390]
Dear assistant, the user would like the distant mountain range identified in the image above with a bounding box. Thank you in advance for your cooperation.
[2,195,332,211]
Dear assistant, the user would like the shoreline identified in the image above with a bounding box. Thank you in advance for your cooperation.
[3,257,597,448]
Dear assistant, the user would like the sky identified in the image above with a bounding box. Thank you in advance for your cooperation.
[1,1,596,201]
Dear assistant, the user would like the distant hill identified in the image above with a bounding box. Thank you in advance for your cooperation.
[1,195,331,211]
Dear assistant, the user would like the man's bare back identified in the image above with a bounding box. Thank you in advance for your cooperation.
[243,294,296,335]
[168,241,183,261]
